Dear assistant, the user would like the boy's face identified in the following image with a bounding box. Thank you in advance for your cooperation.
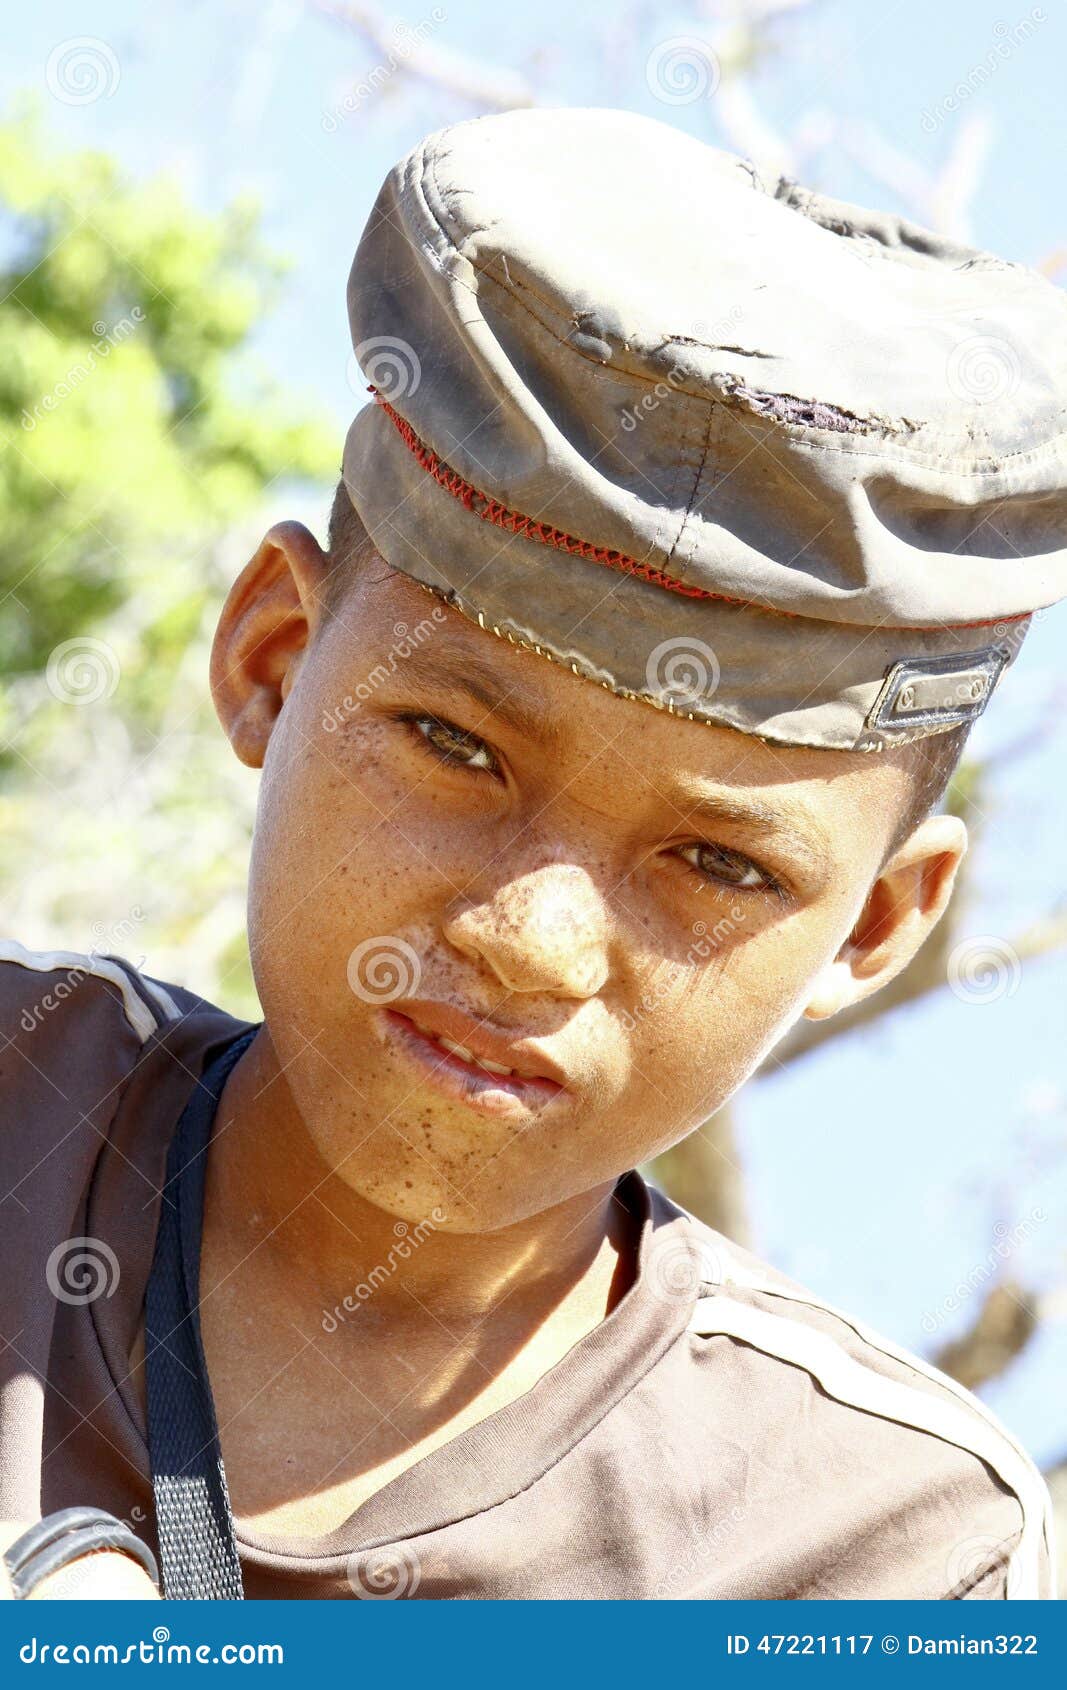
[212,523,966,1234]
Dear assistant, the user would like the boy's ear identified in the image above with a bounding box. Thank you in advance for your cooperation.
[210,521,330,769]
[802,813,968,1021]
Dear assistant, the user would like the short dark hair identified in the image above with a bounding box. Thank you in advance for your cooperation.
[324,478,383,608]
[324,477,972,849]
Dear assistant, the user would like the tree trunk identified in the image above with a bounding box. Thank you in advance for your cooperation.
[646,1104,750,1246]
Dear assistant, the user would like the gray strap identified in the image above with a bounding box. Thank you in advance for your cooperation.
[144,1027,258,1600]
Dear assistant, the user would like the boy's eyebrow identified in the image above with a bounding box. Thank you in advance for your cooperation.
[663,783,832,863]
[392,643,567,748]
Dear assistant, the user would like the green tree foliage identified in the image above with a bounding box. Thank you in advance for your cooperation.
[1,106,333,681]
[0,109,335,1013]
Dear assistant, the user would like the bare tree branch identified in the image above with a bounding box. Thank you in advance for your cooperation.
[309,0,536,109]
[931,1280,1039,1392]
[834,111,994,243]
[647,1103,751,1243]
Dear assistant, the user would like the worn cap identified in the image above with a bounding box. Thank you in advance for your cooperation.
[341,106,1067,752]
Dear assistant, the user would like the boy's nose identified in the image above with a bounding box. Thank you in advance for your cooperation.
[442,864,610,999]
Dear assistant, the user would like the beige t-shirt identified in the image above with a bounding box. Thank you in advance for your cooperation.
[0,940,1053,1599]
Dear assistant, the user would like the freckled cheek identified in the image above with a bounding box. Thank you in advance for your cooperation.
[251,745,466,971]
[629,923,818,1095]
[314,728,484,858]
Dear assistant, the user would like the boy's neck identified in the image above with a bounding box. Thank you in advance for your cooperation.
[199,1025,639,1347]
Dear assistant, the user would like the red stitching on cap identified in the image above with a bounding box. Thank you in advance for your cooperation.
[369,387,1029,633]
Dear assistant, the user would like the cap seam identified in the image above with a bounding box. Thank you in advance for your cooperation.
[649,388,708,563]
[775,420,1067,472]
[371,390,1030,633]
[665,400,717,571]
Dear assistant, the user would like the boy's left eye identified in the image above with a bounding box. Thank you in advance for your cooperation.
[675,840,782,897]
[400,711,501,775]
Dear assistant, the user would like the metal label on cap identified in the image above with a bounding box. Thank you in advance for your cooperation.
[865,645,1010,737]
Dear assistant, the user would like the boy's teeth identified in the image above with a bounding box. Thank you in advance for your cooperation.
[413,1021,517,1077]
[439,1036,476,1062]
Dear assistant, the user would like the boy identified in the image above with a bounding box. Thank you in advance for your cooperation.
[1,106,1064,1600]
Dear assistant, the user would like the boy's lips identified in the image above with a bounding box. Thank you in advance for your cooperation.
[378,1004,570,1115]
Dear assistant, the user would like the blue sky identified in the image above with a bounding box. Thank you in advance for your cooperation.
[5,0,1066,1465]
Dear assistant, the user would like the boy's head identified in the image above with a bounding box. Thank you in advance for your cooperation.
[209,108,1067,1233]
[209,506,970,1235]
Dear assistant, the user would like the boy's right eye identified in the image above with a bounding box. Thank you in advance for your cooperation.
[394,710,501,778]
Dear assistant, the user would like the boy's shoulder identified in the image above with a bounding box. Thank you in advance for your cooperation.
[647,1183,1056,1599]
[0,937,250,1166]
[1,935,184,1041]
